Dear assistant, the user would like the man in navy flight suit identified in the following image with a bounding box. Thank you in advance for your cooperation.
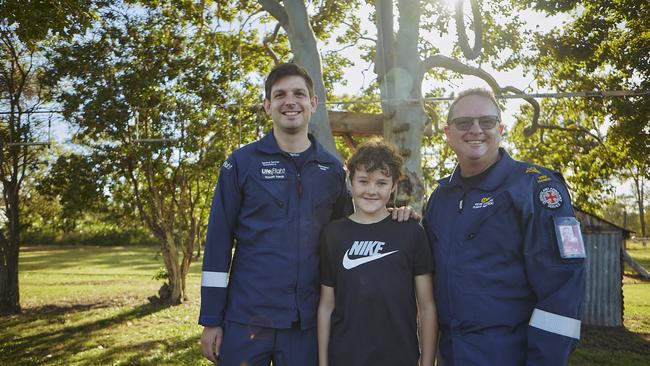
[423,88,586,365]
[199,63,411,365]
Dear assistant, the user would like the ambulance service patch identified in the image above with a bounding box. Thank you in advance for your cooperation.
[539,187,563,209]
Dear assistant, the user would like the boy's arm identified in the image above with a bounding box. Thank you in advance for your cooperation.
[317,285,336,366]
[415,273,437,366]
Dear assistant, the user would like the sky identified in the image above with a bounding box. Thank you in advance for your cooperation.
[23,2,632,196]
[320,2,572,123]
[316,2,633,197]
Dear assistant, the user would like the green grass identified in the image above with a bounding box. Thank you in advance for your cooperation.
[2,245,209,366]
[2,243,649,365]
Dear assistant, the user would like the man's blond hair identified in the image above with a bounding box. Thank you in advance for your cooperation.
[446,88,502,124]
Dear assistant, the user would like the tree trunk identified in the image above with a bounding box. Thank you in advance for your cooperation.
[260,0,341,160]
[384,102,427,212]
[376,0,427,212]
[181,238,193,302]
[0,185,21,314]
[638,176,646,239]
[161,232,184,305]
[632,172,647,245]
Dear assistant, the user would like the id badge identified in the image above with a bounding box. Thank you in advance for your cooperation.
[553,217,586,259]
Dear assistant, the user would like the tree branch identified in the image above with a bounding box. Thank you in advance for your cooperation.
[374,0,395,81]
[240,9,265,30]
[125,155,161,238]
[396,0,420,58]
[421,54,498,88]
[499,86,540,136]
[421,55,539,134]
[258,0,288,27]
[455,0,482,60]
[533,123,604,144]
[263,23,281,64]
[341,20,376,43]
[311,0,337,27]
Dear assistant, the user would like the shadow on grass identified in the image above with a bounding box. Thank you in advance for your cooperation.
[0,301,170,366]
[22,301,121,315]
[82,333,207,366]
[570,325,650,365]
[19,246,162,273]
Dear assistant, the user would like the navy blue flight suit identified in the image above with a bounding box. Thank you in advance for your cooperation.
[423,148,586,366]
[199,131,348,365]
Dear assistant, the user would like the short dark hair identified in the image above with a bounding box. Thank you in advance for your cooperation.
[446,88,501,125]
[264,62,315,100]
[347,140,404,185]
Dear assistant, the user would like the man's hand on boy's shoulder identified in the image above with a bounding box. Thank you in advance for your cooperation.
[388,206,420,222]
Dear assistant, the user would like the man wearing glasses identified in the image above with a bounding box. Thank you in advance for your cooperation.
[423,88,586,365]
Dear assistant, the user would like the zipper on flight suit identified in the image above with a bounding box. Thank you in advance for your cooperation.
[458,190,466,213]
[287,153,304,325]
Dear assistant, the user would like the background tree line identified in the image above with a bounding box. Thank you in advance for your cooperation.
[1,0,647,314]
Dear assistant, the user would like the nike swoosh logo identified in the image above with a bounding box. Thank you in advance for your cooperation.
[342,250,398,269]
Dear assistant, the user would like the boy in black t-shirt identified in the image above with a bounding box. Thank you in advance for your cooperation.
[317,141,437,366]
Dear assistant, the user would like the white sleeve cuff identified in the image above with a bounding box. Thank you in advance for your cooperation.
[529,308,581,339]
[201,271,229,288]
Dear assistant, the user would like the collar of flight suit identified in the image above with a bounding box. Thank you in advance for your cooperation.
[440,148,519,191]
[256,129,339,166]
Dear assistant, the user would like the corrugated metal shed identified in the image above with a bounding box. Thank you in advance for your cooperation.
[575,208,632,327]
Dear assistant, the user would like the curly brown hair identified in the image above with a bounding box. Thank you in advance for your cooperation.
[347,140,404,185]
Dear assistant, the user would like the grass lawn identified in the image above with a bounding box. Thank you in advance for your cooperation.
[1,243,649,365]
[2,246,209,366]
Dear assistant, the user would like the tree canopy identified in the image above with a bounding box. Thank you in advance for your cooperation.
[2,0,647,311]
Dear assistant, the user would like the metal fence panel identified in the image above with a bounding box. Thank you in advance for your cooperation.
[582,232,622,327]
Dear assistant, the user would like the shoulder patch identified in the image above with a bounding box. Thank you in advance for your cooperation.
[526,166,542,174]
[222,160,233,170]
[537,174,552,183]
[538,187,563,209]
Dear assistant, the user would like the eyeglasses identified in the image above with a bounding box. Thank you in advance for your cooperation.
[449,115,500,131]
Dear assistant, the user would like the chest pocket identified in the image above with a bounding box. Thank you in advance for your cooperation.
[463,191,523,254]
[465,191,515,231]
[244,166,289,219]
[310,168,340,225]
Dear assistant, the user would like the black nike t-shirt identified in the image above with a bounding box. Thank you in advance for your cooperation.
[319,216,433,366]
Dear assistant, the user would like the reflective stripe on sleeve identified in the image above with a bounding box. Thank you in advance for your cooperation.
[529,308,581,339]
[201,271,228,288]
